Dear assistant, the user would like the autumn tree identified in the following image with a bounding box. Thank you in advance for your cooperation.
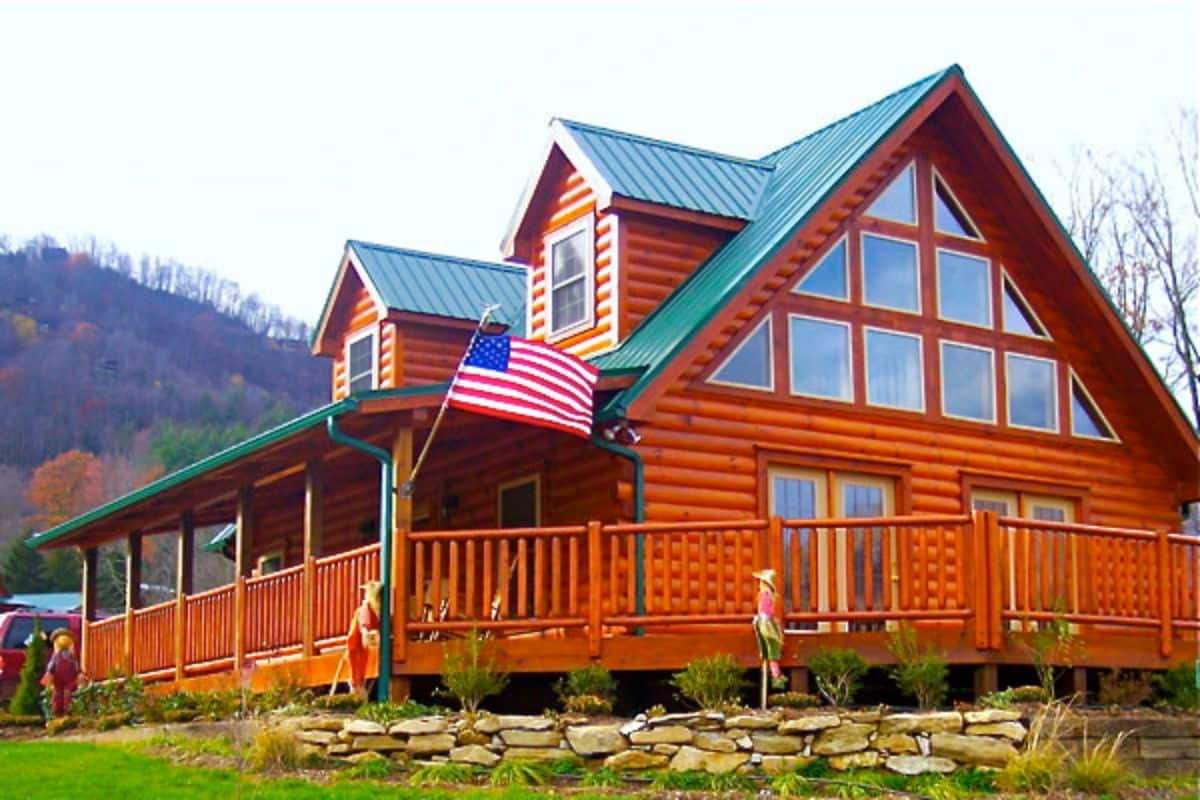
[27,449,104,530]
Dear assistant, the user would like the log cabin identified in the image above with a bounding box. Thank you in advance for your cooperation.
[28,65,1200,701]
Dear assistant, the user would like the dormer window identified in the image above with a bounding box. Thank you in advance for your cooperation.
[545,215,594,339]
[346,329,376,394]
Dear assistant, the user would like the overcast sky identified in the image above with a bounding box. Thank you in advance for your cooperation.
[1,1,1195,323]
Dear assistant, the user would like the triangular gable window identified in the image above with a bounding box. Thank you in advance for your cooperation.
[933,172,982,239]
[1070,374,1117,440]
[794,238,848,300]
[709,315,773,391]
[1001,273,1048,338]
[866,163,916,225]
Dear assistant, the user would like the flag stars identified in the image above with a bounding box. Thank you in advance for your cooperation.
[466,335,510,372]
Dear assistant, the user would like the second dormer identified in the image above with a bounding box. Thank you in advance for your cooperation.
[502,119,771,357]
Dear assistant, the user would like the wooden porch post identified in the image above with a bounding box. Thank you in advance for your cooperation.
[391,427,413,689]
[174,511,194,681]
[973,664,999,699]
[971,510,992,651]
[588,520,603,658]
[234,486,252,672]
[80,547,97,676]
[124,531,142,674]
[302,460,323,658]
[1156,529,1173,659]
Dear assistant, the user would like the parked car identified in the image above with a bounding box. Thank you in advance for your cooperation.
[0,610,82,701]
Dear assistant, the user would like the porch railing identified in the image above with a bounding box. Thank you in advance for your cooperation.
[83,511,1199,682]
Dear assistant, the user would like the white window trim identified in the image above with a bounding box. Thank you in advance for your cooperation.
[708,314,775,392]
[787,313,854,403]
[1005,352,1060,433]
[1068,369,1120,443]
[859,231,922,316]
[497,473,542,527]
[1000,268,1051,340]
[865,161,918,227]
[792,234,850,303]
[931,166,984,241]
[939,339,997,425]
[863,326,926,413]
[344,327,378,394]
[543,214,595,342]
[256,550,284,576]
[935,248,994,330]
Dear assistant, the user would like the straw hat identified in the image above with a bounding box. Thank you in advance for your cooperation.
[49,628,74,649]
[360,581,383,613]
[751,569,776,590]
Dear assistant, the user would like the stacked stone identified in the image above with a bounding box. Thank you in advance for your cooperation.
[291,708,1028,775]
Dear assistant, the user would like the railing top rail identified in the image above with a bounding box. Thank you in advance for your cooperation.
[313,541,381,567]
[408,525,588,541]
[781,513,971,528]
[605,519,769,535]
[245,562,304,588]
[1167,533,1199,546]
[997,516,1159,541]
[90,615,125,629]
[132,598,176,616]
[185,582,237,603]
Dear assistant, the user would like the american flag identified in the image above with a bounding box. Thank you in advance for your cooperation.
[447,334,599,438]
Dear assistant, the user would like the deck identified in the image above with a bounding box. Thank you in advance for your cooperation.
[83,512,1200,695]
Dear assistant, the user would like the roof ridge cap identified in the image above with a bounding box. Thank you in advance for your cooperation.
[556,117,773,171]
[347,240,525,274]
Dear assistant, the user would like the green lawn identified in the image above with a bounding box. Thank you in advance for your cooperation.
[0,741,573,800]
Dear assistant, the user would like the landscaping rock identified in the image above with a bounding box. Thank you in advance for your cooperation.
[565,724,627,757]
[878,712,962,735]
[723,714,779,730]
[619,718,645,737]
[668,745,750,774]
[760,755,816,775]
[873,733,919,754]
[450,744,500,767]
[693,731,737,753]
[295,729,337,746]
[604,750,668,771]
[630,725,692,745]
[327,743,353,756]
[778,714,840,734]
[886,755,957,775]
[502,747,569,762]
[829,751,881,770]
[500,729,563,748]
[406,733,456,755]
[965,722,1026,742]
[750,733,805,755]
[648,712,700,727]
[964,709,1021,724]
[494,715,556,731]
[352,735,406,752]
[931,732,1018,767]
[652,744,680,756]
[456,728,490,747]
[1139,737,1200,759]
[389,717,447,736]
[734,735,753,750]
[844,709,884,723]
[298,717,346,732]
[812,723,873,755]
[342,719,387,736]
[346,750,388,764]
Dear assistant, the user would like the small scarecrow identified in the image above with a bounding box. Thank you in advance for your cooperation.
[339,580,382,697]
[41,628,81,718]
[751,569,787,707]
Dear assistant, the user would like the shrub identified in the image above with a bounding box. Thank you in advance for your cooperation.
[555,664,617,705]
[8,617,47,717]
[1097,669,1153,707]
[162,709,200,723]
[252,668,313,713]
[808,648,868,707]
[312,693,362,712]
[46,715,78,735]
[982,685,1051,708]
[0,712,43,727]
[334,758,396,782]
[408,762,476,787]
[70,674,145,721]
[1068,730,1131,796]
[244,725,305,772]
[1013,606,1084,698]
[562,694,613,715]
[489,759,550,786]
[997,702,1067,794]
[767,690,820,709]
[435,629,508,714]
[1153,663,1200,711]
[355,699,443,724]
[645,703,666,718]
[888,624,949,709]
[669,654,748,710]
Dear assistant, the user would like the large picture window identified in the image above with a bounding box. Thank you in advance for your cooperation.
[940,341,995,422]
[789,315,852,401]
[545,217,593,337]
[1006,353,1058,432]
[862,234,920,313]
[346,330,376,394]
[937,250,992,327]
[865,328,924,411]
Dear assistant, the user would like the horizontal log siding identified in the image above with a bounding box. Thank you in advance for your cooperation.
[621,213,728,337]
[395,321,474,386]
[330,276,381,401]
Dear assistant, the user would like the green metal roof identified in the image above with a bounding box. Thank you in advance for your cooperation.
[592,66,958,415]
[349,241,527,335]
[558,118,774,220]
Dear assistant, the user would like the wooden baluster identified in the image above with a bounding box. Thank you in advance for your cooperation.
[608,532,619,616]
[587,521,602,657]
[466,540,477,622]
[534,537,546,619]
[516,539,528,618]
[414,542,426,626]
[449,541,460,618]
[625,534,636,615]
[663,533,672,612]
[1157,530,1172,657]
[717,528,728,614]
[568,536,579,616]
[483,539,495,620]
[431,541,444,624]
[499,539,511,618]
[550,537,562,618]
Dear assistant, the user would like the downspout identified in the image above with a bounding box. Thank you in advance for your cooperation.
[327,413,394,703]
[590,435,645,621]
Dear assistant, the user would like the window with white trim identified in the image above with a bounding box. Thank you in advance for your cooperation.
[346,331,376,394]
[866,163,916,225]
[794,238,848,301]
[865,328,924,411]
[941,341,995,422]
[1069,374,1116,440]
[546,217,593,337]
[710,316,773,390]
[788,315,851,401]
[862,234,920,313]
[937,250,992,327]
[933,173,982,239]
[1001,275,1048,338]
[1006,353,1058,431]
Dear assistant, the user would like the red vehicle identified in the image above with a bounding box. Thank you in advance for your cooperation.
[0,611,82,701]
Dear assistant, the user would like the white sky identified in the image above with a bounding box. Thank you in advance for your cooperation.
[0,1,1195,323]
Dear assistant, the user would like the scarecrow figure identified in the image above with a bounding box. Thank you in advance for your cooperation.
[343,580,382,697]
[752,569,787,706]
[41,628,81,717]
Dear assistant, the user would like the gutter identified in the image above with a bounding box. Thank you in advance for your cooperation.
[590,434,645,620]
[326,414,394,703]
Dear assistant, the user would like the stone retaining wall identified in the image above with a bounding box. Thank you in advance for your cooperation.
[1060,715,1200,778]
[288,709,1029,776]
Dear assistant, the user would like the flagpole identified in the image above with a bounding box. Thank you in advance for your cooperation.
[400,303,500,498]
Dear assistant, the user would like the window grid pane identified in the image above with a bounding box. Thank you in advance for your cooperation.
[866,330,923,410]
[796,240,848,300]
[937,251,992,327]
[348,335,374,393]
[711,319,772,389]
[942,343,994,422]
[789,317,851,400]
[862,235,919,312]
[1007,355,1057,430]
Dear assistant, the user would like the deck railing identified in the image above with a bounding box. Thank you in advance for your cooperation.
[85,512,1199,682]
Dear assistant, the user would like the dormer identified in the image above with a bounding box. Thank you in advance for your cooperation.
[312,241,525,400]
[502,119,772,356]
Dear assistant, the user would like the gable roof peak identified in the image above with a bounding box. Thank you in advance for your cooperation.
[554,117,773,172]
[346,239,524,276]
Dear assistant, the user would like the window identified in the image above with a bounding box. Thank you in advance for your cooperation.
[969,489,1075,522]
[862,234,920,312]
[937,250,992,327]
[865,328,924,411]
[346,330,376,394]
[545,217,593,337]
[710,316,773,390]
[794,238,848,300]
[2,616,69,650]
[1006,353,1058,431]
[257,552,283,576]
[866,163,916,225]
[1001,274,1048,338]
[1070,374,1117,440]
[933,173,982,239]
[498,475,540,528]
[940,342,995,422]
[789,315,851,401]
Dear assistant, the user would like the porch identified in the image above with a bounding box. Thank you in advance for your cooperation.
[82,511,1200,696]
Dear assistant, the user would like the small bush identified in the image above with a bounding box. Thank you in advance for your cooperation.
[1153,663,1200,711]
[669,653,748,710]
[354,699,443,724]
[408,762,476,787]
[562,694,613,715]
[645,703,666,718]
[982,684,1050,708]
[245,725,305,772]
[544,756,582,776]
[809,648,868,707]
[888,624,949,709]
[489,759,550,787]
[334,758,396,782]
[70,675,146,721]
[997,702,1067,794]
[312,693,361,712]
[144,733,238,759]
[162,709,200,723]
[1097,669,1153,707]
[1068,731,1131,796]
[435,629,509,714]
[767,690,820,709]
[581,766,622,787]
[8,617,47,717]
[46,716,78,735]
[555,664,617,704]
[0,712,44,727]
